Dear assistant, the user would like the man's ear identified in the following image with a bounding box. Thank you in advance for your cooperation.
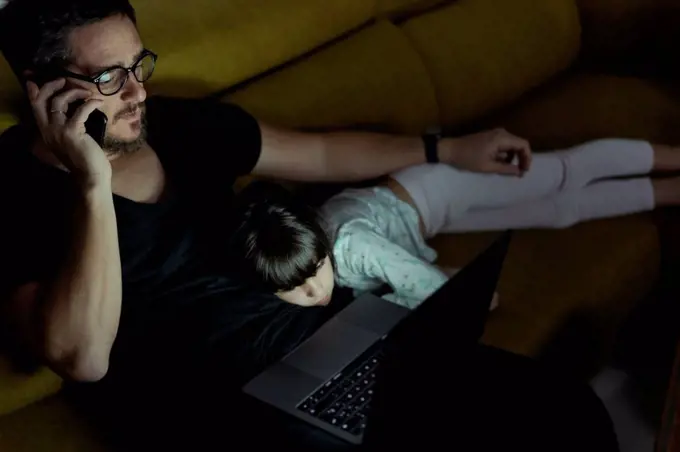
[22,69,50,89]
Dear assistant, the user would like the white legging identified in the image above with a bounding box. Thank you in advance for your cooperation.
[391,139,656,237]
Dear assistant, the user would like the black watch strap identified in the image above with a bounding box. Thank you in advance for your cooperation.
[423,132,441,164]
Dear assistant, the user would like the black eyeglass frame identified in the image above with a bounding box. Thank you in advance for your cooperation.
[57,49,158,96]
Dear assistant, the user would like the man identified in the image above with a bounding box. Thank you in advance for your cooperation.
[0,1,617,450]
[0,0,531,383]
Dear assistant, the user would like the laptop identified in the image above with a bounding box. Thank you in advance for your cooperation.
[243,231,512,445]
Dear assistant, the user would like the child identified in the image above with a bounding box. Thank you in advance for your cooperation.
[229,138,680,310]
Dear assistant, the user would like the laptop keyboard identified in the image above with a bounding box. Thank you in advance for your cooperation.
[297,340,384,436]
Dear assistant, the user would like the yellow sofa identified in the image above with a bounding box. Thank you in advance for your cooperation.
[1,0,678,449]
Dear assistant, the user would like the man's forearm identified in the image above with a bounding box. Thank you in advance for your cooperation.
[256,123,531,182]
[42,184,122,381]
[256,125,428,182]
[320,131,426,182]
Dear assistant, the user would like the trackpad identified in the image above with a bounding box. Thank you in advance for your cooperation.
[283,318,380,379]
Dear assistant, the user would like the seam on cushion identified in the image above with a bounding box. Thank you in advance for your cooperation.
[206,19,378,101]
[386,21,442,127]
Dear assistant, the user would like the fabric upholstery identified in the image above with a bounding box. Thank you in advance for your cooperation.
[137,0,375,98]
[478,73,680,149]
[0,357,61,417]
[226,20,439,135]
[374,0,448,17]
[575,0,680,77]
[0,395,108,451]
[430,217,659,358]
[400,0,581,126]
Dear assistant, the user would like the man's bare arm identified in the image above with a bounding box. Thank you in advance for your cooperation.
[6,79,124,382]
[252,124,533,182]
[253,125,424,182]
[39,184,122,382]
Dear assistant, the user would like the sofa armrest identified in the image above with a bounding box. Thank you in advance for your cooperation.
[576,0,680,78]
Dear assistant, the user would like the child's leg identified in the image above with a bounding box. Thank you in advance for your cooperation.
[442,178,655,232]
[391,139,654,236]
[553,139,654,190]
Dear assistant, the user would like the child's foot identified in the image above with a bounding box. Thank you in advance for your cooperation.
[652,176,680,206]
[652,144,680,173]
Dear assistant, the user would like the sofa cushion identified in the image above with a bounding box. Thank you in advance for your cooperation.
[137,0,375,98]
[0,57,19,134]
[479,73,680,149]
[0,356,62,416]
[0,109,16,134]
[0,394,108,452]
[430,215,659,358]
[575,0,680,78]
[374,0,448,17]
[225,20,438,135]
[400,0,581,127]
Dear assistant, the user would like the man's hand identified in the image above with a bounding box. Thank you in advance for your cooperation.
[441,128,532,177]
[27,79,111,188]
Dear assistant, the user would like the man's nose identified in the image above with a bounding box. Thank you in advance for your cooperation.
[120,76,147,104]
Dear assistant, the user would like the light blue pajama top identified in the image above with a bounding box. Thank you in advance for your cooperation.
[318,187,450,309]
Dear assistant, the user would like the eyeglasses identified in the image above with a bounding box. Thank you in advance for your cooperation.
[59,50,158,96]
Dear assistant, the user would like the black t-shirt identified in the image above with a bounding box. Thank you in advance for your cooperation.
[0,96,348,390]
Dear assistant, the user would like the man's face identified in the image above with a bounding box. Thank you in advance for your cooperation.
[65,15,147,155]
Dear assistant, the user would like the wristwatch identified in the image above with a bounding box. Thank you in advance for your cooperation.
[423,131,441,164]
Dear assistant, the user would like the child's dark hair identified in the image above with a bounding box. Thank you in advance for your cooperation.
[0,0,137,79]
[228,182,336,293]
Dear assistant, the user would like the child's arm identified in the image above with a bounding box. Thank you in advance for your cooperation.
[337,226,451,309]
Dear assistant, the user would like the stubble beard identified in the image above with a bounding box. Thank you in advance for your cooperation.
[102,105,148,157]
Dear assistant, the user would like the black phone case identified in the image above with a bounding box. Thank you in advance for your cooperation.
[84,109,108,146]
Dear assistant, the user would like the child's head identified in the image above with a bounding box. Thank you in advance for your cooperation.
[229,182,336,307]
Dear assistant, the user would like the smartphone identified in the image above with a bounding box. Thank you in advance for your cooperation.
[29,74,108,146]
[69,100,108,147]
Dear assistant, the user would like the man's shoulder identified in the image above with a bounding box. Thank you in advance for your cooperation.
[145,96,252,143]
[146,96,250,122]
[144,95,261,177]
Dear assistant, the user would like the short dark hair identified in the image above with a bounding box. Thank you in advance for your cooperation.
[228,182,336,293]
[0,0,136,79]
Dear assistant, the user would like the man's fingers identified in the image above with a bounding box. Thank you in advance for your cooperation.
[68,98,104,127]
[515,142,532,172]
[26,81,39,101]
[498,133,532,172]
[50,88,93,115]
[34,78,66,107]
[29,78,66,127]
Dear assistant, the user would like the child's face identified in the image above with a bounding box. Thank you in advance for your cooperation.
[276,256,336,307]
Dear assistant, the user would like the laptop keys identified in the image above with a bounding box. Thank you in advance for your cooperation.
[296,341,385,436]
